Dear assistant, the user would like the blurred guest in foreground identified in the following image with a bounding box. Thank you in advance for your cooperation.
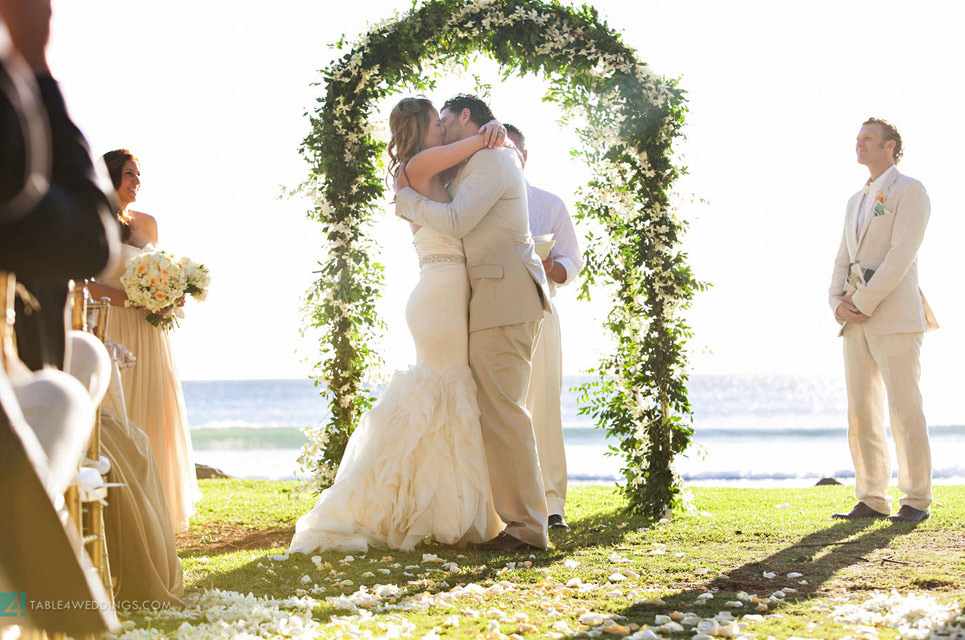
[0,0,118,371]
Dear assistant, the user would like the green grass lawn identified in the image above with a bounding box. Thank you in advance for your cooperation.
[120,481,965,639]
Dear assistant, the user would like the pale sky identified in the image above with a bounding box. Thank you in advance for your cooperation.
[38,1,965,402]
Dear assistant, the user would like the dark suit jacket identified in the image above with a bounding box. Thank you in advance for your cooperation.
[1,61,118,369]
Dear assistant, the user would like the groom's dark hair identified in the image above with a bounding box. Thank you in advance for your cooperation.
[442,94,494,127]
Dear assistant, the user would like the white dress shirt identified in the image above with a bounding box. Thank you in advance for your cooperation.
[857,165,898,238]
[526,183,583,297]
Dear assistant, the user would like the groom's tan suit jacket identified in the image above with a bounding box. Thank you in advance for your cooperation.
[828,166,938,336]
[396,147,551,332]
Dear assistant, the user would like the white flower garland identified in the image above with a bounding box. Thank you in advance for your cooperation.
[301,0,700,516]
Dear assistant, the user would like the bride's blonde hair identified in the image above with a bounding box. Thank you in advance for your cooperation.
[387,97,434,179]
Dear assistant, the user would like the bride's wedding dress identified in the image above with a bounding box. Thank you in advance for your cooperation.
[290,228,502,553]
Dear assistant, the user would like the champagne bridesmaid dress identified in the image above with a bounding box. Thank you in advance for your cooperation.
[101,244,201,533]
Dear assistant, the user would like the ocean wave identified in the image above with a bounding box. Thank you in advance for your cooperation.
[193,420,297,430]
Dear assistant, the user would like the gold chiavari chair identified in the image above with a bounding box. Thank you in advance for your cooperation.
[84,289,118,603]
[0,270,17,372]
[61,282,117,634]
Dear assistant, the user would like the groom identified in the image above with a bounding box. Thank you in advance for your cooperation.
[395,94,552,550]
[829,118,938,522]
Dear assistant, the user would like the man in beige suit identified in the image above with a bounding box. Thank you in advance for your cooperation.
[829,118,938,523]
[395,94,553,550]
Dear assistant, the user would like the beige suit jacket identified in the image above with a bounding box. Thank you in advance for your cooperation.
[397,147,552,333]
[829,167,938,336]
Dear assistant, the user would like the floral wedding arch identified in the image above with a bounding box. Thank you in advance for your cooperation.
[298,0,705,518]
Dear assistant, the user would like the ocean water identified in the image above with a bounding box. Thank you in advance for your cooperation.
[183,376,965,486]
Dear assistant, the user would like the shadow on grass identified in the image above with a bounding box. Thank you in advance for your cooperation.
[600,517,919,632]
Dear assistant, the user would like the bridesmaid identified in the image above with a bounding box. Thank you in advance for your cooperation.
[89,149,201,534]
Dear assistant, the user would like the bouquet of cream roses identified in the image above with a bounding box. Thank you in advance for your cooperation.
[120,250,209,329]
[177,257,211,301]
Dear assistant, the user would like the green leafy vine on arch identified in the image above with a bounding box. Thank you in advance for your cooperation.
[298,0,707,519]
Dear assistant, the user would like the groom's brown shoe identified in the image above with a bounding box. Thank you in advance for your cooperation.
[477,531,541,551]
[831,502,889,519]
[887,505,929,523]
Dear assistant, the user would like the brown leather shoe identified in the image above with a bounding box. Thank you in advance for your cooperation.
[477,531,541,551]
[887,505,929,522]
[831,502,889,519]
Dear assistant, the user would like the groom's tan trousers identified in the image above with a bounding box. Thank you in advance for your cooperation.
[526,303,567,517]
[469,319,548,549]
[843,322,932,514]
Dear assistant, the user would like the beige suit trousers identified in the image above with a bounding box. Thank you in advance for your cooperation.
[842,323,932,513]
[526,304,567,517]
[469,319,548,549]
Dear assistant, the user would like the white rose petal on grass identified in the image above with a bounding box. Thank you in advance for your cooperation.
[609,572,627,583]
[580,613,605,627]
[551,621,575,634]
[726,601,744,608]
[697,619,719,635]
[696,593,714,601]
[775,503,790,509]
[444,615,460,627]
[607,589,624,598]
[311,555,322,564]
[654,615,672,625]
[695,567,711,575]
[377,568,391,575]
[787,572,803,579]
[631,630,660,640]
[361,571,374,579]
[268,554,289,561]
[564,559,581,569]
[661,621,685,633]
[762,571,777,579]
[299,574,312,584]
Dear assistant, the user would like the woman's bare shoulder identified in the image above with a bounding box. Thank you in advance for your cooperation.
[129,210,157,226]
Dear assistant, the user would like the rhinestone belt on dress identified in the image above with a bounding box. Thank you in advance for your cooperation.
[418,254,467,267]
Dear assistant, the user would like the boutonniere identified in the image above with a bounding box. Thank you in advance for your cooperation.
[874,189,886,204]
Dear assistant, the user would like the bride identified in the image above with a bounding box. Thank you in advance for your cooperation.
[289,97,510,553]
